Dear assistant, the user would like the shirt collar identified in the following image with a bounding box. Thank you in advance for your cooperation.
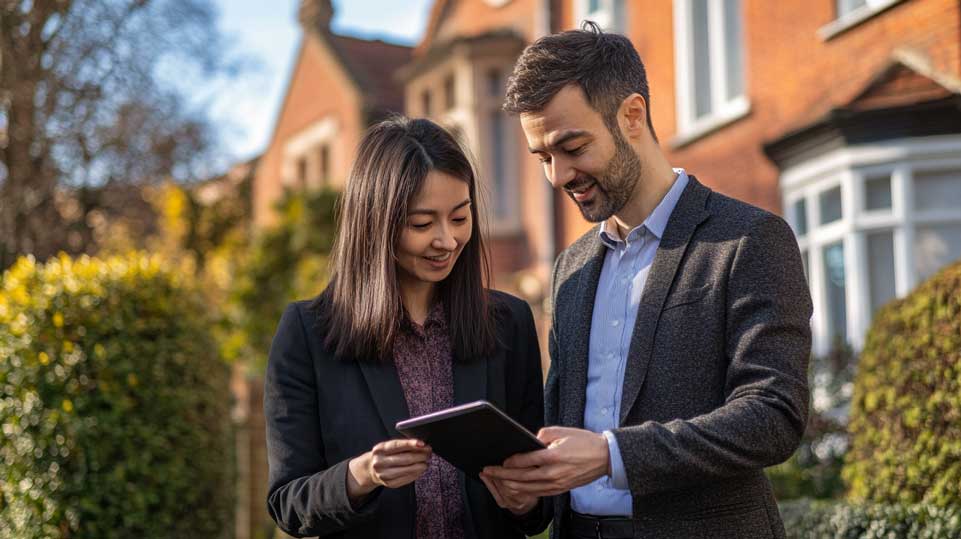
[598,168,690,248]
[402,302,446,338]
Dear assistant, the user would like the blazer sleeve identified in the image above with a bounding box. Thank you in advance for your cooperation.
[264,303,381,537]
[612,213,812,498]
[490,296,552,536]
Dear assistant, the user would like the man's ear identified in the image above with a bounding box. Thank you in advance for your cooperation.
[619,93,649,140]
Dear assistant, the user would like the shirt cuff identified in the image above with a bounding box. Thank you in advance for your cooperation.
[602,430,629,490]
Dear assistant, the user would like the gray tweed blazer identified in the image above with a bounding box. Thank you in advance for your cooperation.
[545,176,812,539]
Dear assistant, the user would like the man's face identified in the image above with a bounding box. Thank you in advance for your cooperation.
[520,84,642,223]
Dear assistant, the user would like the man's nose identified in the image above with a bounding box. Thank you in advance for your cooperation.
[548,156,575,190]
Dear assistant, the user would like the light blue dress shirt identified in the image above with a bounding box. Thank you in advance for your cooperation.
[570,169,689,516]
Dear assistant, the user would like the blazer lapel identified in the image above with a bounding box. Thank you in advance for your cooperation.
[563,236,607,428]
[358,360,411,438]
[619,178,711,424]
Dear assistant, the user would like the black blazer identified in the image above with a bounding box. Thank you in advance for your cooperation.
[264,290,551,538]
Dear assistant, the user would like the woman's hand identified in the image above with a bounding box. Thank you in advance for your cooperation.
[347,439,432,501]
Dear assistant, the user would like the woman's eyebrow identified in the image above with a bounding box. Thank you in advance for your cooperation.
[408,198,472,216]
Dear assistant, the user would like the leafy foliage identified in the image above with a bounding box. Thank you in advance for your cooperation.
[229,187,339,372]
[767,343,854,500]
[780,499,961,539]
[0,253,233,538]
[843,260,961,507]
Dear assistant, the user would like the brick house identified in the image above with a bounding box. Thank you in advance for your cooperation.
[245,1,960,535]
[254,0,960,355]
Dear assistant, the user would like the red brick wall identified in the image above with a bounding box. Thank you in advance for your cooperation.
[253,34,365,227]
[553,0,961,247]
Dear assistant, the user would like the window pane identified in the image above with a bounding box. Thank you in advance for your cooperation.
[819,186,843,225]
[487,69,501,97]
[864,175,892,211]
[490,111,509,219]
[915,223,961,282]
[867,231,896,315]
[444,75,456,111]
[723,0,744,101]
[837,0,867,17]
[589,0,602,13]
[792,198,808,236]
[914,169,961,211]
[691,0,713,119]
[823,241,847,344]
[421,90,431,116]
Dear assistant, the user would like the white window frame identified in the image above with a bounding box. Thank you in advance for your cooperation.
[781,134,961,355]
[819,0,904,40]
[282,117,338,189]
[672,0,749,145]
[574,0,625,33]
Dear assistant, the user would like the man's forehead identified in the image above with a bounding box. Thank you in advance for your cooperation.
[520,112,593,150]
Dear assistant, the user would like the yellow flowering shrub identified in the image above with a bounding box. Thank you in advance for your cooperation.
[0,253,233,538]
[843,259,961,507]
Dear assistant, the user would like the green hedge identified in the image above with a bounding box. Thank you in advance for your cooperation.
[0,253,233,538]
[780,499,961,539]
[843,260,961,507]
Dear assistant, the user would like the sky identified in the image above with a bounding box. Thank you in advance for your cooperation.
[210,0,433,162]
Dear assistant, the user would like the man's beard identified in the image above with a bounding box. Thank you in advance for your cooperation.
[566,129,642,223]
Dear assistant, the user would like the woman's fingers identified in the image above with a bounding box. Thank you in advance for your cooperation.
[377,463,429,486]
[375,438,429,455]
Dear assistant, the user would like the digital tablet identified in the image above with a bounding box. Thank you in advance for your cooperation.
[395,400,546,476]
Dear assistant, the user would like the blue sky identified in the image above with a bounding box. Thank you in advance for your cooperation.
[210,0,433,161]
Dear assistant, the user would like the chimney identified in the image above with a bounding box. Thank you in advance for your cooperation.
[298,0,334,34]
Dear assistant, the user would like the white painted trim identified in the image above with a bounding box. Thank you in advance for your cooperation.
[281,117,338,187]
[818,0,904,41]
[780,134,961,352]
[672,0,749,141]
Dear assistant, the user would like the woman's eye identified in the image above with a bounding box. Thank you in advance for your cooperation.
[452,217,468,224]
[410,222,431,229]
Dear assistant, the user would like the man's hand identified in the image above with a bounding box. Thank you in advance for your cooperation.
[478,472,539,515]
[481,426,610,497]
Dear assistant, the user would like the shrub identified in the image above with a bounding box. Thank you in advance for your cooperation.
[0,253,233,538]
[780,499,961,539]
[768,343,854,500]
[229,187,338,372]
[843,259,961,507]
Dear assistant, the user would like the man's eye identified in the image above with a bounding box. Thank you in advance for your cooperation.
[537,155,551,164]
[565,145,586,155]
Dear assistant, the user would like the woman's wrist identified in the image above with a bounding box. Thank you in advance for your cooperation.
[346,452,376,501]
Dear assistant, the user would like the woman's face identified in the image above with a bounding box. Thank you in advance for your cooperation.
[396,170,473,288]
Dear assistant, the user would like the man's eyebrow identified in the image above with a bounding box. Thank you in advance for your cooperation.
[408,198,472,216]
[529,130,591,153]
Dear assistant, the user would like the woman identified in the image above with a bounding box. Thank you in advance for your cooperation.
[264,116,550,538]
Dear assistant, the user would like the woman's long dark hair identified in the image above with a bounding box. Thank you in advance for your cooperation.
[314,116,497,362]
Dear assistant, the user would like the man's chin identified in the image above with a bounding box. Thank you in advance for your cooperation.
[577,202,614,223]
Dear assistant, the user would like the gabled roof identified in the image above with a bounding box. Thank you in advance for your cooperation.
[325,33,412,115]
[764,57,961,169]
[416,0,455,56]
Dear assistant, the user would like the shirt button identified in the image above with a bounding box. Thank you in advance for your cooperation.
[602,407,610,414]
[611,320,620,327]
[596,484,603,491]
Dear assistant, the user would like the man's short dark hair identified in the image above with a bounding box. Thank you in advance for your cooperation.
[504,21,657,142]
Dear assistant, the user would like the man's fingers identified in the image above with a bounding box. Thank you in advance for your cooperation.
[536,426,570,444]
[503,448,552,468]
[479,474,508,508]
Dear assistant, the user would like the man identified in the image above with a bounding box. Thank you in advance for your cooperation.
[480,23,812,539]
